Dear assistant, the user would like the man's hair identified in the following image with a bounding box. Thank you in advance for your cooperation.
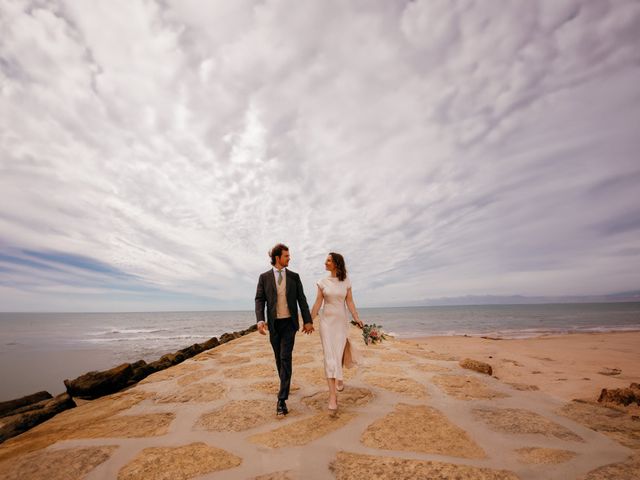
[269,243,289,266]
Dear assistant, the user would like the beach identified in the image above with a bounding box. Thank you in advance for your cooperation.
[1,327,638,479]
[412,331,640,402]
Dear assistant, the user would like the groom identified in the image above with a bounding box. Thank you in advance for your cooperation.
[255,243,314,416]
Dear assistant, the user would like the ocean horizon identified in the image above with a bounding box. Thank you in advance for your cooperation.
[1,302,639,401]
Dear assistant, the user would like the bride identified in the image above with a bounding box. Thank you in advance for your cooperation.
[310,252,363,413]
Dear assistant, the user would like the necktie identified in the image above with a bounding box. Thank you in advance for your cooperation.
[277,269,283,285]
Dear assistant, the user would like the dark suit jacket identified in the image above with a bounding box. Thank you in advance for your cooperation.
[255,268,313,332]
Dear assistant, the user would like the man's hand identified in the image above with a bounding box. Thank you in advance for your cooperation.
[257,321,267,335]
[302,322,314,335]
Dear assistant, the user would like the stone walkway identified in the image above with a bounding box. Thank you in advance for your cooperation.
[0,328,638,479]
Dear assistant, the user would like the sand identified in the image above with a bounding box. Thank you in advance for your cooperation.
[0,330,638,479]
[410,332,640,402]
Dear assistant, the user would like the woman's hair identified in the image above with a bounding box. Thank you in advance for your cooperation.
[329,252,347,281]
[269,243,289,266]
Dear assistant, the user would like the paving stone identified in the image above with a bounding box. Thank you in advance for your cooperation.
[330,451,518,479]
[515,447,576,464]
[474,407,583,442]
[361,403,486,459]
[118,442,241,480]
[249,411,357,448]
[155,383,225,403]
[197,399,289,432]
[0,445,117,480]
[363,375,428,399]
[301,387,374,410]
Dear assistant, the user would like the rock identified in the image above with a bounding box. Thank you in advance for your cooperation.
[330,452,519,480]
[459,358,493,375]
[507,382,540,391]
[598,367,622,376]
[515,447,576,464]
[64,363,134,399]
[0,390,150,463]
[177,343,205,359]
[118,442,241,480]
[146,357,173,373]
[0,445,117,480]
[176,369,217,387]
[201,336,220,350]
[249,411,357,448]
[598,383,640,406]
[219,332,241,344]
[361,403,486,459]
[197,399,281,432]
[0,393,76,443]
[140,362,202,384]
[581,454,640,479]
[0,391,52,418]
[301,387,374,410]
[363,375,428,399]
[559,399,640,450]
[473,407,583,442]
[67,412,174,439]
[129,360,155,384]
[162,352,186,365]
[154,382,225,403]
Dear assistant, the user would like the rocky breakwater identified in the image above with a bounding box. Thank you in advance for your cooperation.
[0,324,257,444]
[0,392,75,443]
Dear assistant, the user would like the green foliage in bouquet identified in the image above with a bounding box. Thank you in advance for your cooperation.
[351,320,387,345]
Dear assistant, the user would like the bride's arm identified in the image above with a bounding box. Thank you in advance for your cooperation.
[310,286,324,319]
[346,288,363,327]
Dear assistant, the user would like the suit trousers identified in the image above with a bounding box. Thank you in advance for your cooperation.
[269,317,296,400]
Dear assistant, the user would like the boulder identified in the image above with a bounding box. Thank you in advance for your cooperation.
[64,363,134,399]
[164,352,186,365]
[598,383,640,406]
[219,332,241,344]
[0,391,52,418]
[201,337,220,350]
[178,343,205,359]
[129,360,155,384]
[459,358,493,376]
[242,324,258,335]
[598,367,622,376]
[0,393,75,443]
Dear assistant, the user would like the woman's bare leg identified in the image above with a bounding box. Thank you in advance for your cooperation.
[327,378,337,409]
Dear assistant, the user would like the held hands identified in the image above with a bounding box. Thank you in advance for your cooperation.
[302,322,315,335]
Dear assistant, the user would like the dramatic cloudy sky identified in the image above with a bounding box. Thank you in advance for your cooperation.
[1,0,639,311]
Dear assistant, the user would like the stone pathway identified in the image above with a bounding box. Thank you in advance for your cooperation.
[0,328,637,479]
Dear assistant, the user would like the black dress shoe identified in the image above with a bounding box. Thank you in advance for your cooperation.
[276,399,288,416]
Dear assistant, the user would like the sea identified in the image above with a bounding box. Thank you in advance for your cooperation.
[1,303,639,401]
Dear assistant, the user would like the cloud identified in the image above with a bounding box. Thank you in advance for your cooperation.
[1,0,639,311]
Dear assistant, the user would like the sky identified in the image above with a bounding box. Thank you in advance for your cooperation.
[1,0,639,312]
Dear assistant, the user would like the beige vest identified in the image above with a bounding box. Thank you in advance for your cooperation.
[276,271,291,319]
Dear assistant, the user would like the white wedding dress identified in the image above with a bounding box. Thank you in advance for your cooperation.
[317,276,357,380]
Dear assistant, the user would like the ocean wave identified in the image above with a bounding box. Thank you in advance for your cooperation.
[82,334,209,344]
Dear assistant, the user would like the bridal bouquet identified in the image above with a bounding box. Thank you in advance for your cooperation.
[351,320,387,345]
